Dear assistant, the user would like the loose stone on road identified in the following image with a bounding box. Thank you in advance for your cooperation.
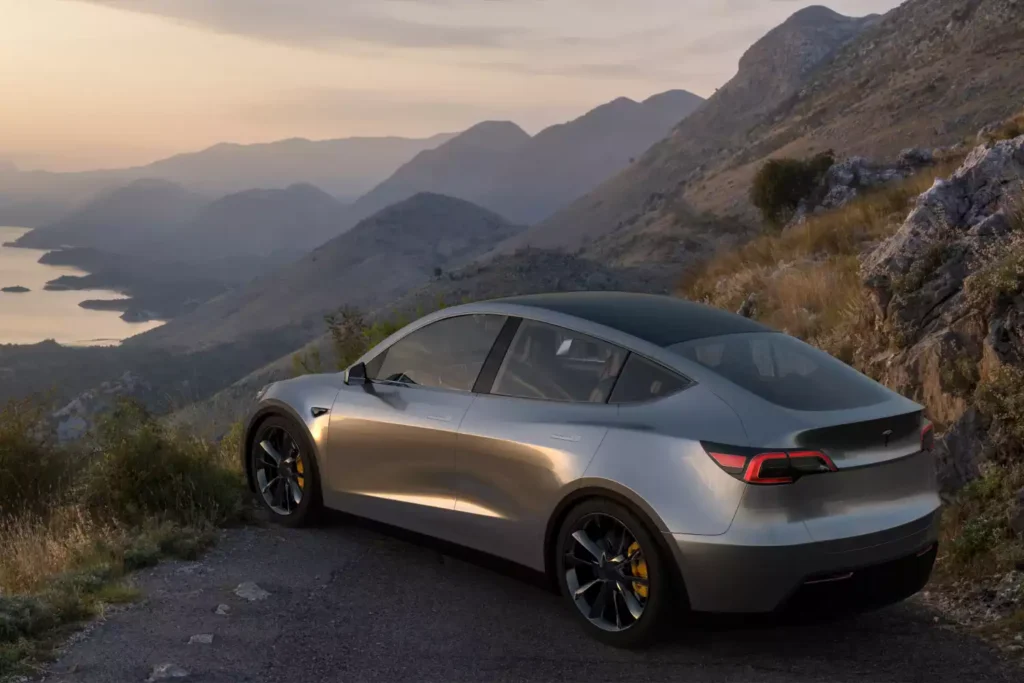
[41,522,1022,682]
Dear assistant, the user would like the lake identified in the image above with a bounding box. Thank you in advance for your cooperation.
[0,226,164,346]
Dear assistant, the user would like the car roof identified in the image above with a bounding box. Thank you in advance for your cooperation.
[489,292,772,346]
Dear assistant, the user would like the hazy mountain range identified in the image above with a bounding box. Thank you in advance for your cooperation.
[350,90,705,225]
[0,133,455,227]
[6,1,1024,433]
[127,193,526,350]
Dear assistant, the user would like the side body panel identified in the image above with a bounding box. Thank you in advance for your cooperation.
[582,384,749,536]
[323,382,475,534]
[452,395,613,571]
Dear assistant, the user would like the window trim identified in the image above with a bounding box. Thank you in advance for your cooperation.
[363,313,508,394]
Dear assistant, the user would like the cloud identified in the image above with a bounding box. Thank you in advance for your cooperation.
[75,0,530,50]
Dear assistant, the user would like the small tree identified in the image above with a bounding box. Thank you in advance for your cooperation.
[750,151,835,227]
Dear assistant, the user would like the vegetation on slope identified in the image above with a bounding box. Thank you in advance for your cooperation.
[681,132,1024,643]
[0,399,245,676]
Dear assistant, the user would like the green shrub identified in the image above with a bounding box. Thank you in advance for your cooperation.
[750,151,835,226]
[80,401,245,526]
[0,399,79,519]
[940,463,1024,577]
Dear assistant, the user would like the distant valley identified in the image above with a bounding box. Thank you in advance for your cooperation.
[4,0,1023,441]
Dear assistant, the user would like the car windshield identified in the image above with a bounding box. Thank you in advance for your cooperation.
[668,332,892,412]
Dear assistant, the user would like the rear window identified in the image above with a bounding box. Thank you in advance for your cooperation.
[669,333,892,411]
[609,354,691,404]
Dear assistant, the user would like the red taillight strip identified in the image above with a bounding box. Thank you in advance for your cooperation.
[789,450,838,471]
[743,452,792,485]
[709,452,747,470]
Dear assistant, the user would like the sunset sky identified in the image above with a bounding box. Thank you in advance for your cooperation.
[0,0,902,171]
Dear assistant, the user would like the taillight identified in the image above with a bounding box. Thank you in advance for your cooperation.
[703,443,837,485]
[921,422,935,452]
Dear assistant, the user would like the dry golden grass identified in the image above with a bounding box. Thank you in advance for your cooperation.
[0,508,111,595]
[681,160,963,307]
[982,110,1024,144]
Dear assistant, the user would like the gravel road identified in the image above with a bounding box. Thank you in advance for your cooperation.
[41,516,1021,683]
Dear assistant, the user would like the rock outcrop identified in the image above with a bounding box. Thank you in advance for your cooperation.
[791,151,938,224]
[860,134,1024,490]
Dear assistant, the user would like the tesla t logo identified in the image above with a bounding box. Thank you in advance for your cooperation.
[882,429,894,447]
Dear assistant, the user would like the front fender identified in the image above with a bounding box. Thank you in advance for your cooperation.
[241,378,341,491]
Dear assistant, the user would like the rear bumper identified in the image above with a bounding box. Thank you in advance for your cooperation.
[667,510,941,613]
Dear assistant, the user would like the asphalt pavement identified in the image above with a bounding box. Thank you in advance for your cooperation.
[41,516,1022,683]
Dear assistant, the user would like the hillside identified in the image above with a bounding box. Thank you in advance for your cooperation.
[0,134,455,228]
[505,0,1024,262]
[134,133,456,201]
[167,183,348,263]
[348,122,531,223]
[479,90,705,224]
[11,179,208,252]
[128,193,527,351]
[174,248,675,435]
[350,91,704,226]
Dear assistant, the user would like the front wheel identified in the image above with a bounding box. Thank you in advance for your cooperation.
[249,415,322,527]
[555,499,670,648]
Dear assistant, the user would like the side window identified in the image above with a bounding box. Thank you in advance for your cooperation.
[609,354,691,404]
[369,315,506,392]
[491,320,627,403]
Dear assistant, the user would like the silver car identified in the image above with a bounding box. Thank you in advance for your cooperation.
[242,292,940,647]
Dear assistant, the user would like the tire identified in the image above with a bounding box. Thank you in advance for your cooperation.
[248,414,323,528]
[554,498,670,648]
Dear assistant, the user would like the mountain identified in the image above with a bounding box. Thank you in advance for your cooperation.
[349,92,705,226]
[128,193,527,351]
[480,90,705,224]
[167,183,348,263]
[11,179,208,252]
[133,133,456,201]
[505,1,1024,259]
[0,134,455,228]
[500,6,880,253]
[348,122,531,223]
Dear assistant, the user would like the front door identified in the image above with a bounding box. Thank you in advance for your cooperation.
[453,319,627,570]
[325,314,506,534]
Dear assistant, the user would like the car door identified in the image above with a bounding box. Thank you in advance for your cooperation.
[453,319,627,570]
[325,314,506,535]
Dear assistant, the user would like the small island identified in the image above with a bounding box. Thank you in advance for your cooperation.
[1,285,30,293]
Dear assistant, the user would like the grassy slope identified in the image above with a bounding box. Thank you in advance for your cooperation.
[680,122,1024,643]
[0,400,245,677]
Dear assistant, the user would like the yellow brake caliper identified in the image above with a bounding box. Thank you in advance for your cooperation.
[627,541,648,598]
[295,457,305,490]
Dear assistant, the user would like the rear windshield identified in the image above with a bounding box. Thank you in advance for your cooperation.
[669,332,892,412]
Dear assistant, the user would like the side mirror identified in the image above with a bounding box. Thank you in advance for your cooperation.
[345,362,368,385]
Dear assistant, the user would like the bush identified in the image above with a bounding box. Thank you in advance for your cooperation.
[940,463,1024,577]
[0,399,79,519]
[750,151,835,226]
[80,401,245,527]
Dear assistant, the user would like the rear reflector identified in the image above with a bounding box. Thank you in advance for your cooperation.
[702,442,837,485]
[921,422,935,452]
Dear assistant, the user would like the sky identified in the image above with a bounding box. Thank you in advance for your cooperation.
[0,0,903,172]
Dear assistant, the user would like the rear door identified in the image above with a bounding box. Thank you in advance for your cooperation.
[453,319,625,569]
[325,314,505,533]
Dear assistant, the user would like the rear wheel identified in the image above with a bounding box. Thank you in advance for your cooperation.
[555,499,669,648]
[249,415,322,527]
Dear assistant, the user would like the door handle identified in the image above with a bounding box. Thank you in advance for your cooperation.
[426,414,453,422]
[550,433,581,443]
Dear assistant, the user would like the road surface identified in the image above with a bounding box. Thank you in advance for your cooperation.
[42,517,1021,682]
